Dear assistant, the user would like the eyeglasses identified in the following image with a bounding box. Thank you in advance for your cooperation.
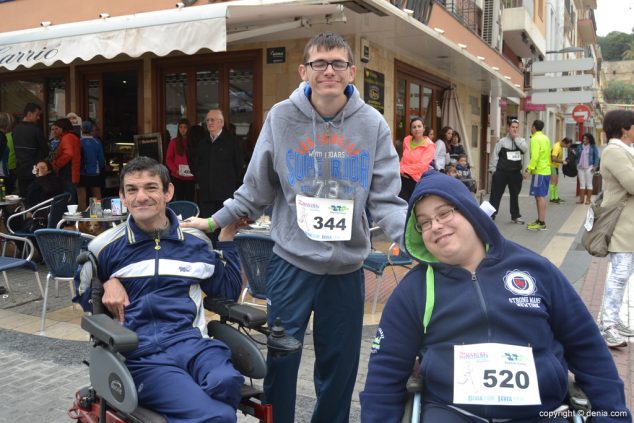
[304,60,351,71]
[415,207,457,233]
[205,118,222,123]
[510,119,520,124]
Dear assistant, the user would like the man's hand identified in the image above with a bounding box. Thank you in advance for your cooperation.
[218,217,249,242]
[180,216,210,231]
[102,277,130,324]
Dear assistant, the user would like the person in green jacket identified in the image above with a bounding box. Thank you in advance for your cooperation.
[526,119,552,231]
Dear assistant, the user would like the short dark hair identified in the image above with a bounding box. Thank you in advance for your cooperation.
[603,110,634,140]
[23,102,41,116]
[54,118,74,132]
[36,160,54,173]
[119,156,171,193]
[303,32,353,63]
[458,154,468,161]
[532,120,545,131]
[561,137,572,145]
[582,132,596,145]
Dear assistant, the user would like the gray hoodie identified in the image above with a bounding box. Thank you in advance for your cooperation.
[213,82,407,275]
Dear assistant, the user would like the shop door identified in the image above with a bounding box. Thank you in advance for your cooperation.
[157,50,261,162]
[79,66,141,195]
[395,61,448,145]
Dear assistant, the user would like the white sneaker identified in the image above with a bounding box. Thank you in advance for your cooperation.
[603,326,628,348]
[615,320,634,337]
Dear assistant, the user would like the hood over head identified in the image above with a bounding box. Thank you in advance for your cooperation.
[404,171,503,265]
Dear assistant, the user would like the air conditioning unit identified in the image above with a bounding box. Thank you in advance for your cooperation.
[482,0,502,51]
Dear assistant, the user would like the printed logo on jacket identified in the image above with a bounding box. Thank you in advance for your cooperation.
[286,132,371,194]
[504,270,541,308]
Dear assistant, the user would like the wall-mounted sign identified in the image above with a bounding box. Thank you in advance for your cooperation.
[134,133,163,163]
[267,47,285,64]
[363,68,384,114]
[522,95,545,112]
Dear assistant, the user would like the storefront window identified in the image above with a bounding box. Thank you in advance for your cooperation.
[196,70,220,125]
[165,72,187,139]
[87,79,100,122]
[395,62,447,144]
[395,79,406,141]
[47,77,66,127]
[0,76,66,133]
[229,67,254,159]
[409,82,421,118]
[0,80,44,118]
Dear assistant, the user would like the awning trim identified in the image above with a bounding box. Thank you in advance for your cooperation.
[0,4,229,71]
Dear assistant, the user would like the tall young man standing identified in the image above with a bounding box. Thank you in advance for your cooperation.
[526,119,552,231]
[183,32,407,422]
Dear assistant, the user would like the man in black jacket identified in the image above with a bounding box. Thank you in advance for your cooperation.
[13,103,49,197]
[191,109,244,217]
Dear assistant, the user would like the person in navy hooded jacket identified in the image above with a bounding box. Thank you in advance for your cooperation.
[360,171,630,422]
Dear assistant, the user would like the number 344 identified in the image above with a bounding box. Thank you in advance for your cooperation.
[312,217,347,231]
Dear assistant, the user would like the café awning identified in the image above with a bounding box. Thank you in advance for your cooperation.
[0,4,228,71]
[0,2,345,71]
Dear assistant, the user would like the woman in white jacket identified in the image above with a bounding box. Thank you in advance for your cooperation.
[598,109,634,348]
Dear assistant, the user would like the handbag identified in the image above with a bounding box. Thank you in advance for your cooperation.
[581,192,627,257]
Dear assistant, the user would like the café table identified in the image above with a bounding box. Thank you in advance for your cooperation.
[0,197,23,223]
[57,212,128,229]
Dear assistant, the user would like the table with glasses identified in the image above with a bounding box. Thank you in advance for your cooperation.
[57,212,128,229]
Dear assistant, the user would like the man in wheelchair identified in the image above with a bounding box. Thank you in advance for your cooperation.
[361,171,631,422]
[80,156,245,423]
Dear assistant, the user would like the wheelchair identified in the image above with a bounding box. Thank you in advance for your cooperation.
[400,373,591,423]
[67,257,301,423]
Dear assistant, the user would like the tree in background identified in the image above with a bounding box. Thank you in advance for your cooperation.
[599,31,634,61]
[623,40,634,60]
[603,80,634,104]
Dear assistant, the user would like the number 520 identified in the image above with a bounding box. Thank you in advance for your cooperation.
[482,369,529,389]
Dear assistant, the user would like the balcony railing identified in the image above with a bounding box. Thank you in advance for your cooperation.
[435,0,483,35]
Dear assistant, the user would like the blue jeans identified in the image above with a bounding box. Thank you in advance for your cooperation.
[263,254,364,423]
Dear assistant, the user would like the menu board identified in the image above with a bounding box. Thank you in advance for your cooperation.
[133,133,163,163]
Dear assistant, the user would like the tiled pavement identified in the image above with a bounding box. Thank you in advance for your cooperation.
[0,175,632,422]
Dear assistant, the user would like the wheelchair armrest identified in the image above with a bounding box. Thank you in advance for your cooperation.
[81,314,138,353]
[204,297,268,328]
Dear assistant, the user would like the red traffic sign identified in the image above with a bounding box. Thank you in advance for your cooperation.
[572,104,591,123]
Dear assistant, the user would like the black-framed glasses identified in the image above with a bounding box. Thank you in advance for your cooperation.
[304,60,351,71]
[415,207,457,233]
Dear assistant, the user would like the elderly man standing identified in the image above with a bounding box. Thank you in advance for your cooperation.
[190,109,244,217]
